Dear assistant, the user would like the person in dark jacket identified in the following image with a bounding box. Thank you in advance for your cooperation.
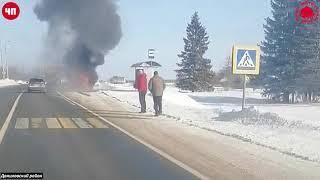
[136,70,147,113]
[148,71,166,116]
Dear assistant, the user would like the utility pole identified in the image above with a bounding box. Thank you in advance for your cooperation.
[0,41,5,79]
[2,41,12,79]
[5,43,8,79]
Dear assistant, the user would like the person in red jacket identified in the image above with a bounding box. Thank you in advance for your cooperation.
[136,70,147,113]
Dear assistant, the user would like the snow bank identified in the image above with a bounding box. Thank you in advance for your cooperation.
[0,79,19,87]
[107,82,135,91]
[189,88,265,99]
[101,83,320,163]
[94,82,135,91]
[163,87,207,109]
[256,105,320,127]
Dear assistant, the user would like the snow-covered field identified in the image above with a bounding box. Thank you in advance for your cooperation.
[96,82,320,163]
[0,79,19,87]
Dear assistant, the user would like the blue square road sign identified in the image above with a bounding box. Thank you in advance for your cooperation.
[232,45,260,75]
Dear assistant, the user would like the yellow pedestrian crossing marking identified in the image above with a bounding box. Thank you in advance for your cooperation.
[15,118,29,129]
[72,118,93,128]
[14,117,109,129]
[87,118,108,128]
[59,118,77,129]
[31,118,42,128]
[46,118,62,129]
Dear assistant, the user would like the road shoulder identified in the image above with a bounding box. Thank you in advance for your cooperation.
[63,91,320,180]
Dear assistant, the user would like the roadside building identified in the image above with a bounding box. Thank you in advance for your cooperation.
[131,61,161,84]
[110,76,126,84]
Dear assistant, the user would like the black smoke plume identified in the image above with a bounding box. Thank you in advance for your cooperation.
[34,0,122,88]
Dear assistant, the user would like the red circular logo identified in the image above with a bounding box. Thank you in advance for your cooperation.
[295,1,319,24]
[2,2,20,20]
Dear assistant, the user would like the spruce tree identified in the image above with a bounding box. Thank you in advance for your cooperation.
[294,20,320,102]
[260,0,298,103]
[176,12,214,92]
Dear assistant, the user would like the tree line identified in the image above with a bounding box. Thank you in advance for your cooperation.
[176,1,320,103]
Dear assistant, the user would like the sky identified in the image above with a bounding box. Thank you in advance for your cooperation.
[0,0,271,80]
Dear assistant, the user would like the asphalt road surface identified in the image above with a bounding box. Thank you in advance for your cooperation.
[0,85,198,180]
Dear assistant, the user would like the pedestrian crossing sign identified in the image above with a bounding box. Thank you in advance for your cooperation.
[232,45,260,75]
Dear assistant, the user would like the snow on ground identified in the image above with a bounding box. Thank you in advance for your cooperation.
[94,82,135,91]
[98,82,320,163]
[257,105,320,127]
[0,79,19,87]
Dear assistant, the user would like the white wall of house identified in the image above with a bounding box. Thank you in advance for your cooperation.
[134,67,160,85]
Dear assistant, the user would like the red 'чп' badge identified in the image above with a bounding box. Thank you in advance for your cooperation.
[295,0,319,24]
[2,2,20,20]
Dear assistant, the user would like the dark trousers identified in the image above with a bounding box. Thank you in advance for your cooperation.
[139,92,146,112]
[153,96,162,115]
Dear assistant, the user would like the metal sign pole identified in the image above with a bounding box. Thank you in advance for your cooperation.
[242,74,246,111]
[232,45,260,111]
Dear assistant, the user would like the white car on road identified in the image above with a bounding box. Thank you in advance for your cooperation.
[28,78,47,93]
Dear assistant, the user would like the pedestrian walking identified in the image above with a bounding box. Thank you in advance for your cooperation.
[148,71,166,116]
[135,70,147,113]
